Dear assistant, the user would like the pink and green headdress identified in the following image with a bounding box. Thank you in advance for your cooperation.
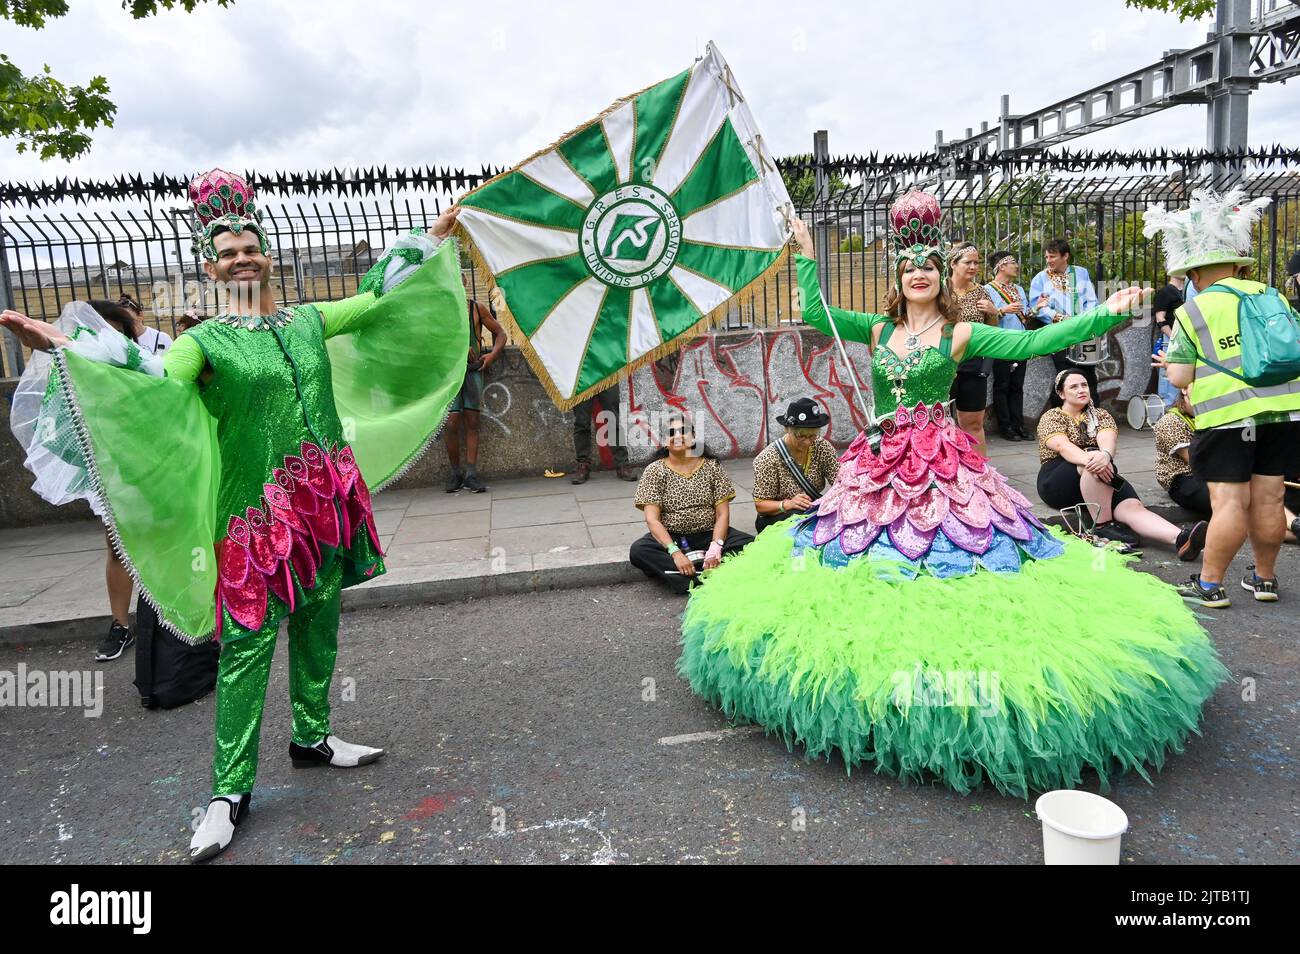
[889,190,947,283]
[188,168,270,262]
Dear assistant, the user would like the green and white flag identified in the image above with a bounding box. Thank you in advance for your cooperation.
[456,42,792,410]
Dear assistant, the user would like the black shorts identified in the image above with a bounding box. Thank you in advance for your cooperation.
[950,369,989,413]
[1190,421,1300,483]
[1036,455,1140,512]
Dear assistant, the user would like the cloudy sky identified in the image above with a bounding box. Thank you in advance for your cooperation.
[1,0,1294,185]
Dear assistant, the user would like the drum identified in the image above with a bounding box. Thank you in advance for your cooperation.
[1067,334,1109,366]
[1126,393,1166,430]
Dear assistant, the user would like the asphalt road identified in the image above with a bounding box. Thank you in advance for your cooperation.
[1,545,1296,864]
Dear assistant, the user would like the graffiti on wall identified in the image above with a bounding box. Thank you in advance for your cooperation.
[622,321,1155,460]
[624,329,873,459]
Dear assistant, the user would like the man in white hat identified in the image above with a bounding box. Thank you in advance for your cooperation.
[1147,188,1300,608]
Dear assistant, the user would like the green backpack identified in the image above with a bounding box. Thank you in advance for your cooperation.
[1187,283,1300,388]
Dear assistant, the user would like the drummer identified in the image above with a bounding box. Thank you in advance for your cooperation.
[1028,239,1102,405]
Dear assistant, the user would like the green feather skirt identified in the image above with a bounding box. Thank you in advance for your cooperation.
[678,524,1227,798]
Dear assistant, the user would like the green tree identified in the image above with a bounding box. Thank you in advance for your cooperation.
[781,161,848,208]
[1124,0,1216,21]
[1253,194,1300,290]
[1,0,233,160]
[1098,208,1163,288]
[946,172,1099,277]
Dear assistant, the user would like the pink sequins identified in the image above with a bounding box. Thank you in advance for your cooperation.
[805,399,1047,571]
[841,520,882,555]
[888,514,938,560]
[906,487,949,532]
[215,440,381,636]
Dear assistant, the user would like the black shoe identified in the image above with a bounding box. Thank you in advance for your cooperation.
[1177,574,1230,608]
[444,471,464,493]
[1290,516,1300,541]
[570,462,591,485]
[96,621,134,661]
[1241,565,1279,602]
[463,474,488,493]
[998,428,1022,442]
[1093,521,1139,547]
[1175,520,1208,562]
[616,465,641,481]
[290,735,385,768]
[1014,426,1034,441]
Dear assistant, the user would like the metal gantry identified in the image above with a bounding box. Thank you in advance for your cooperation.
[934,0,1300,175]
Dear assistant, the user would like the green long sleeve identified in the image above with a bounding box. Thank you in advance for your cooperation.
[797,254,886,345]
[162,334,206,382]
[965,305,1126,360]
[315,291,381,339]
[158,297,382,383]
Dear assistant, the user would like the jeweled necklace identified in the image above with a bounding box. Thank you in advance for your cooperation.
[900,313,945,351]
[211,307,295,331]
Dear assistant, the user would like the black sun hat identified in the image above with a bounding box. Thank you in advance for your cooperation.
[775,397,830,428]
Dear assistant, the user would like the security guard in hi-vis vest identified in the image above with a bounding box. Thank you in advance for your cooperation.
[1147,188,1300,609]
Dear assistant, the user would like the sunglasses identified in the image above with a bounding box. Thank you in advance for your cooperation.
[667,426,693,437]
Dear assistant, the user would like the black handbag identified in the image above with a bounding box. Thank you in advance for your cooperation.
[133,596,220,709]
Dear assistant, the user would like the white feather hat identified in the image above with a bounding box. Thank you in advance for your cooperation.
[1142,187,1270,277]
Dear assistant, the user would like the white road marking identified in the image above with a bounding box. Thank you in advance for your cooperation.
[657,725,763,746]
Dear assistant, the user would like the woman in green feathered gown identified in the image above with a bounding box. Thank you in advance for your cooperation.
[678,191,1225,798]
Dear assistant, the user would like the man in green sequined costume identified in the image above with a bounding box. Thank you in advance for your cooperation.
[3,170,469,862]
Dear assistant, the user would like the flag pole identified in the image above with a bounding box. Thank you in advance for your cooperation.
[800,196,873,430]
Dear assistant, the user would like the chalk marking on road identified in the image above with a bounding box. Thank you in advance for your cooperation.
[491,811,624,865]
[657,725,763,746]
[49,782,72,861]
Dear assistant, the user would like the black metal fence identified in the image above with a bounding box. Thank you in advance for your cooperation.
[793,148,1298,307]
[3,150,1298,377]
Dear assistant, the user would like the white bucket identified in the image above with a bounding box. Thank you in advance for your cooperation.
[1035,790,1129,865]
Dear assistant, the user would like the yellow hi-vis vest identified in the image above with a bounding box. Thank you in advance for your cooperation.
[1175,278,1300,429]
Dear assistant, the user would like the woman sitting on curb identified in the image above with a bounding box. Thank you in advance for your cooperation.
[1153,389,1211,518]
[629,412,753,595]
[752,398,840,534]
[1037,369,1207,558]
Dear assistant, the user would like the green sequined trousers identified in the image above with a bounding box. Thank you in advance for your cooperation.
[212,558,343,796]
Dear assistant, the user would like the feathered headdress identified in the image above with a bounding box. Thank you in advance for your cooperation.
[1142,187,1269,277]
[188,168,271,262]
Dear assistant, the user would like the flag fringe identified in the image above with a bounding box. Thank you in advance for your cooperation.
[456,225,792,412]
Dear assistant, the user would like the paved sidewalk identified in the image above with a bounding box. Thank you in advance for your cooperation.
[0,431,1174,643]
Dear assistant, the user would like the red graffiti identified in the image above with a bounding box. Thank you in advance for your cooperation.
[626,329,872,455]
